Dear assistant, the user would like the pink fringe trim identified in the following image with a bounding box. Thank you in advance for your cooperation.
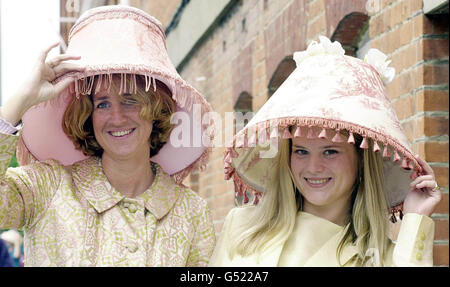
[318,128,327,139]
[229,169,262,206]
[24,69,214,184]
[393,151,401,162]
[373,141,381,153]
[249,132,257,146]
[171,147,211,184]
[332,130,345,143]
[294,126,302,138]
[223,116,422,213]
[390,202,404,223]
[53,65,213,117]
[347,132,355,144]
[270,127,278,139]
[282,127,292,139]
[360,137,369,149]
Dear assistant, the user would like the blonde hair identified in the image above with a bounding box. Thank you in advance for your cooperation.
[229,139,298,258]
[229,136,390,266]
[339,142,389,266]
[63,74,175,158]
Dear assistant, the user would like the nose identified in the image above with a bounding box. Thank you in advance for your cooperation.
[109,104,128,125]
[306,153,325,174]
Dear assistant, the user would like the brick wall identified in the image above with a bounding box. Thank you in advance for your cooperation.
[178,0,369,237]
[129,0,181,29]
[176,0,449,266]
[58,0,448,266]
[368,0,449,266]
[178,0,312,234]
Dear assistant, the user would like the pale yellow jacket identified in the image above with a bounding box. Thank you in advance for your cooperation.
[209,207,434,267]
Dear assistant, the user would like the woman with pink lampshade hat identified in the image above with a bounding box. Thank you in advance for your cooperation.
[210,36,441,267]
[0,5,215,266]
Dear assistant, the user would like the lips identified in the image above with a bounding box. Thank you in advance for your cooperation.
[304,177,332,187]
[108,128,135,137]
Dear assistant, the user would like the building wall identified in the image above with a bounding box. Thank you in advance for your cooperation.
[129,0,181,29]
[368,0,449,267]
[55,0,448,266]
[59,0,181,45]
[172,0,449,266]
[369,0,448,267]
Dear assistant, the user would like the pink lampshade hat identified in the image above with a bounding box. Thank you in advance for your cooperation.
[17,5,214,183]
[224,36,422,219]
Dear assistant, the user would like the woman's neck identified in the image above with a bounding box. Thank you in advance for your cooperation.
[302,199,351,226]
[101,153,154,198]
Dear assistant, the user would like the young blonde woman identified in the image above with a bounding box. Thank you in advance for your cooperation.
[211,36,441,267]
[0,5,215,266]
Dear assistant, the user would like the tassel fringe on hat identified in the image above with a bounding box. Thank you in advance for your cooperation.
[18,5,214,183]
[224,36,421,221]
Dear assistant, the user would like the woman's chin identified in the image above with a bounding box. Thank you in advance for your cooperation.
[301,190,332,207]
[102,147,141,160]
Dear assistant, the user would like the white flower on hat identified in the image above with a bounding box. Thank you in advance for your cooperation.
[293,36,345,67]
[364,48,396,85]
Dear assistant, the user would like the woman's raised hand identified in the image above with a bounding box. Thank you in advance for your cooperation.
[26,42,85,105]
[403,155,442,217]
[0,42,85,125]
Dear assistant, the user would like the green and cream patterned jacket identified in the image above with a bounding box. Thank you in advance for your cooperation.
[0,132,215,266]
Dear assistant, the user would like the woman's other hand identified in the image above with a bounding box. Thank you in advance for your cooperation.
[403,155,442,217]
[0,42,85,125]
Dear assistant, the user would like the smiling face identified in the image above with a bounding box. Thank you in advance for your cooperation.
[290,136,359,215]
[92,87,153,161]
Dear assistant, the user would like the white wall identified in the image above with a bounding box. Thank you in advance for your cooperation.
[1,0,60,104]
[166,0,233,68]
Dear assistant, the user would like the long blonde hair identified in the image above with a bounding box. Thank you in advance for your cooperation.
[229,137,390,266]
[339,142,389,266]
[229,139,298,259]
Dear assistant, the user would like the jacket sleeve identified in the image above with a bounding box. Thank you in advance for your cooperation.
[0,132,62,230]
[185,197,216,267]
[391,213,435,266]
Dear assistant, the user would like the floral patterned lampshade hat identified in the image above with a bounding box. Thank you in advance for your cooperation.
[224,36,421,219]
[17,5,214,183]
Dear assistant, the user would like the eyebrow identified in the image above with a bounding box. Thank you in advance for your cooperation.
[93,95,109,101]
[94,93,136,102]
[293,145,342,149]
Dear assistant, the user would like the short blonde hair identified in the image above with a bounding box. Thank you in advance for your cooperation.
[63,74,176,158]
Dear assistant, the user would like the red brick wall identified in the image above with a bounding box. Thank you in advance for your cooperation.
[369,0,449,266]
[177,0,448,266]
[179,0,314,234]
[58,0,448,266]
[129,0,181,29]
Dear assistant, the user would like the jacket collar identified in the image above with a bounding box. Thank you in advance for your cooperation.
[225,211,359,267]
[137,164,180,220]
[72,156,180,219]
[302,232,359,266]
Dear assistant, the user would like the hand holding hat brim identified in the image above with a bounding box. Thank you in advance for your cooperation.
[0,42,85,126]
[404,155,442,217]
[35,42,86,104]
[18,6,214,181]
